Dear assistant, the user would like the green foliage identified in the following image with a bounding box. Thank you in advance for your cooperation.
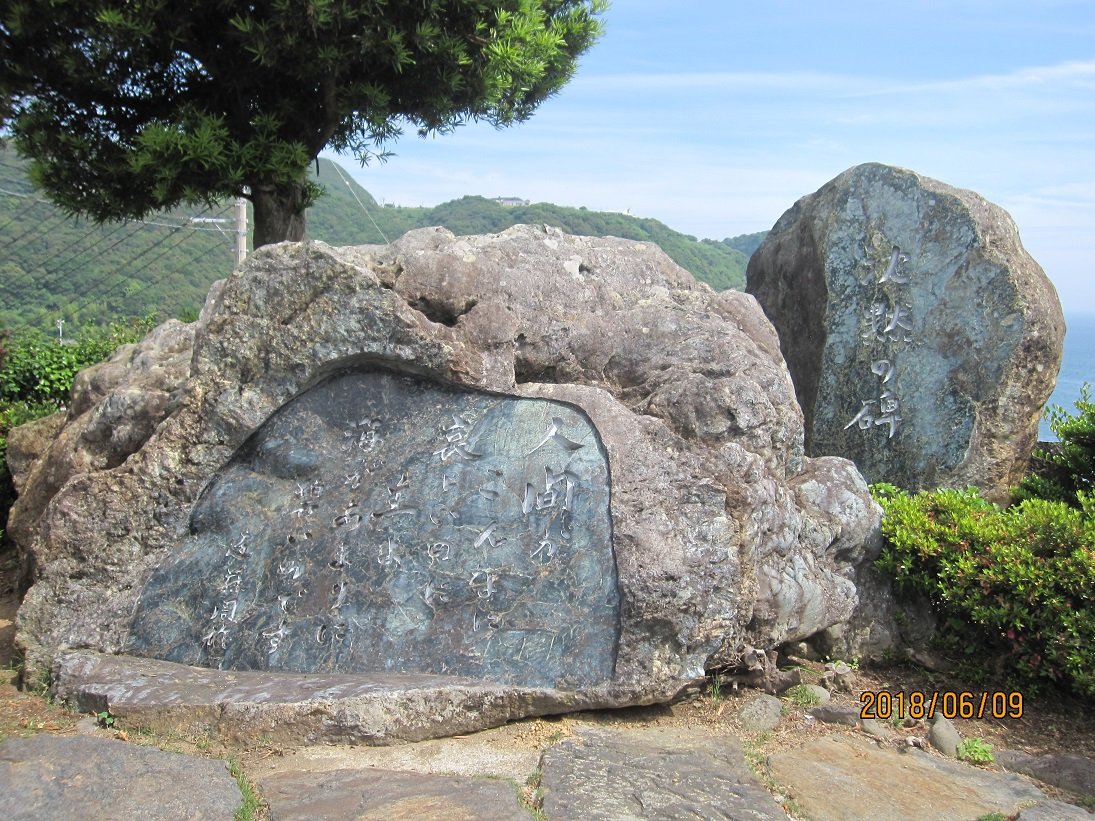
[707,671,724,703]
[0,144,231,329]
[95,710,115,729]
[1016,383,1095,508]
[956,738,994,765]
[873,483,1095,699]
[0,317,156,406]
[2,0,606,245]
[721,231,768,258]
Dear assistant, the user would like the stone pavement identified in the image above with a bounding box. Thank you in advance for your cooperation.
[0,735,242,821]
[3,715,1093,820]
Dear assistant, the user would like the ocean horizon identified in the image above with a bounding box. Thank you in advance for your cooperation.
[1040,311,1093,442]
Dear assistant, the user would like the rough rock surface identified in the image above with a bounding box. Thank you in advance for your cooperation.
[996,749,1095,797]
[256,767,529,821]
[52,650,604,746]
[747,163,1065,501]
[0,734,241,821]
[6,318,198,559]
[13,226,881,733]
[538,726,788,820]
[768,733,1058,821]
[738,693,784,732]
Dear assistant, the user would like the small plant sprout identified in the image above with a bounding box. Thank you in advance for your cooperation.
[709,671,724,703]
[957,737,994,765]
[95,710,115,729]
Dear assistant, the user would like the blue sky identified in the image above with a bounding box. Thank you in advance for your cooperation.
[330,1,1095,312]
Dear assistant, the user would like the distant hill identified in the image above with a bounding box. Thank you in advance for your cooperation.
[0,145,762,330]
[722,231,768,258]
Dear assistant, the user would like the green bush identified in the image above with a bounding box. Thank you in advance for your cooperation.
[1015,383,1094,508]
[873,483,1095,698]
[0,315,156,406]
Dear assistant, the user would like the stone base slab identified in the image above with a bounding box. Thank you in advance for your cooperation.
[51,650,628,746]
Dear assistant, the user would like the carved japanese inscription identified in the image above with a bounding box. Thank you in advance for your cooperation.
[126,370,619,689]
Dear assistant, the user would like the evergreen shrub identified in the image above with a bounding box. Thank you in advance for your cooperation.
[874,487,1094,699]
[1015,384,1094,509]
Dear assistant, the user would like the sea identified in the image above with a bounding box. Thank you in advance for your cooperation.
[1040,311,1094,441]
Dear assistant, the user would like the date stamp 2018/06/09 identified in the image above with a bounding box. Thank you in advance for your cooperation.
[860,690,1024,721]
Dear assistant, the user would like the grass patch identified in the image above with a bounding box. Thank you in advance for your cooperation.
[742,734,807,820]
[518,767,547,821]
[228,755,263,821]
[708,671,724,704]
[783,685,821,708]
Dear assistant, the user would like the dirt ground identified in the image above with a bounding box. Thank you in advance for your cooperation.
[2,540,1092,816]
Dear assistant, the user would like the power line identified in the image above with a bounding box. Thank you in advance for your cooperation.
[58,204,232,321]
[0,184,41,200]
[2,209,72,248]
[29,221,107,273]
[0,212,227,301]
[330,162,389,244]
[29,212,221,297]
[59,230,194,319]
[0,220,142,299]
[64,225,230,322]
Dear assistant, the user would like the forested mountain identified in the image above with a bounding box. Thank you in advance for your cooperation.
[722,231,768,258]
[1,144,763,331]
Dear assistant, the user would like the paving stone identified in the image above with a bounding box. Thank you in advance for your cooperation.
[768,733,1051,821]
[1016,799,1094,820]
[539,726,788,820]
[0,734,241,821]
[256,767,529,821]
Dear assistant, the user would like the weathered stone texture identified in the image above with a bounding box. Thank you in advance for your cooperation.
[0,734,241,821]
[747,163,1065,501]
[6,318,197,557]
[13,225,881,732]
[539,726,788,820]
[256,767,530,821]
[768,733,1064,821]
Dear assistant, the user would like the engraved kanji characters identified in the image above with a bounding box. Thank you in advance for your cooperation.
[849,240,916,439]
[434,413,483,462]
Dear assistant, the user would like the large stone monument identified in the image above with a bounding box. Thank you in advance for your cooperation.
[746,163,1065,501]
[9,226,882,740]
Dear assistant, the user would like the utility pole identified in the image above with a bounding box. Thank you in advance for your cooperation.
[190,194,247,269]
[234,195,248,268]
[55,318,64,342]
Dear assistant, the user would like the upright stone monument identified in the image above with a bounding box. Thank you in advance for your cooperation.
[747,163,1065,501]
